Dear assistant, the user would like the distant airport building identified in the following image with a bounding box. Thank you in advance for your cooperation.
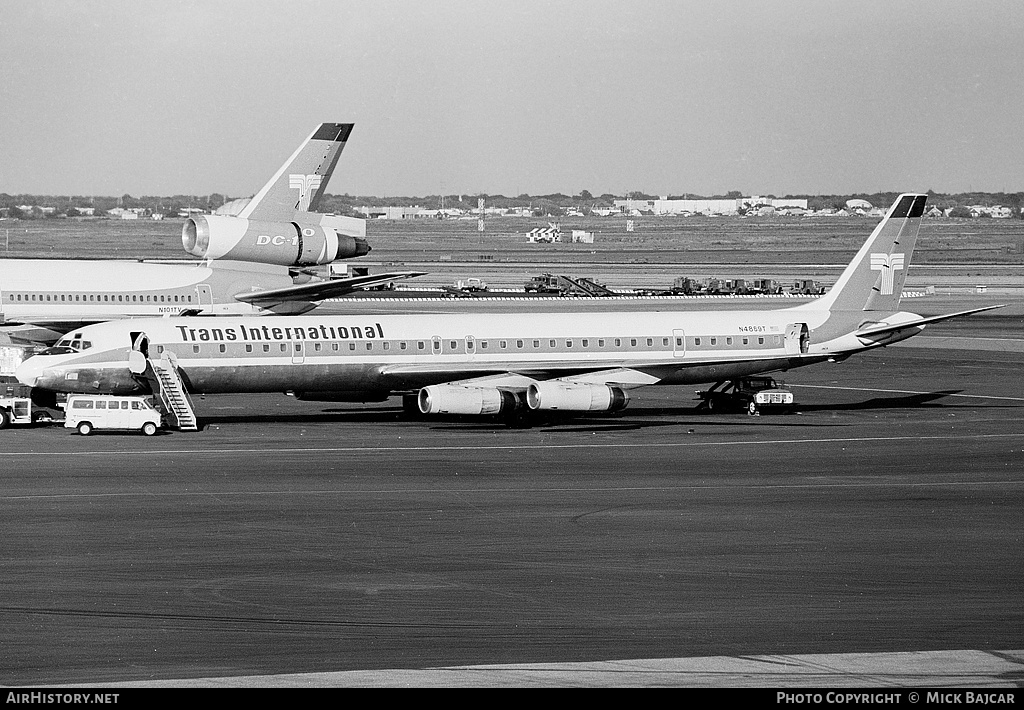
[358,206,422,220]
[964,205,1014,218]
[846,199,873,211]
[614,196,808,216]
[107,207,146,220]
[358,205,512,219]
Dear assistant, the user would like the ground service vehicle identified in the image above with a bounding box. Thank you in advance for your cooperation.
[0,396,35,428]
[64,395,163,436]
[791,279,828,295]
[455,278,488,292]
[748,279,784,295]
[524,274,569,294]
[696,377,795,415]
[670,277,699,295]
[524,274,614,296]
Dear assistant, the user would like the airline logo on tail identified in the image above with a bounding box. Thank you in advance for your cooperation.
[870,253,906,295]
[289,174,323,212]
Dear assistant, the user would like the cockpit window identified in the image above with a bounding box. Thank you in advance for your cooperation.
[50,337,93,353]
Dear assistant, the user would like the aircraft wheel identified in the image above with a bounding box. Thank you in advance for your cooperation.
[77,421,93,436]
[142,422,158,436]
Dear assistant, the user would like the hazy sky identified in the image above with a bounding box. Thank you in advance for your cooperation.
[2,0,1022,198]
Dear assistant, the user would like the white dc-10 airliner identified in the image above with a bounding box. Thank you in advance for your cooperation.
[0,122,420,344]
[16,194,1001,420]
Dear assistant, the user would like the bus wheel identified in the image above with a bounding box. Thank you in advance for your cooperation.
[142,422,158,436]
[77,421,93,436]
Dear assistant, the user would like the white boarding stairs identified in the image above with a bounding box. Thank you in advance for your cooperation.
[151,354,198,431]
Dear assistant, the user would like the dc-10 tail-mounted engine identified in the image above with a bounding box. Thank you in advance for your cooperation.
[183,214,369,267]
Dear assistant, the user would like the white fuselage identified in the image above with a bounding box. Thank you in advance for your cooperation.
[0,259,291,339]
[16,305,896,399]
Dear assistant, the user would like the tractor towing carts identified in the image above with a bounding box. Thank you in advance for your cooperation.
[696,377,795,415]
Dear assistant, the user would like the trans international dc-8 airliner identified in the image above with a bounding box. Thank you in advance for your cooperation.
[16,194,1001,421]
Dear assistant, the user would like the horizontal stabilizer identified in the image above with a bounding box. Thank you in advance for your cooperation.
[854,304,1005,339]
[234,271,426,304]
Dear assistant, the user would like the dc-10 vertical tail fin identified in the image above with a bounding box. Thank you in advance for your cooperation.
[238,123,354,221]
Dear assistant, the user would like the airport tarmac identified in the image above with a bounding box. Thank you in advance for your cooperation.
[1,313,1023,688]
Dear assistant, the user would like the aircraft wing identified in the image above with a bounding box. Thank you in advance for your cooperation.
[0,323,69,346]
[233,271,427,304]
[854,304,1005,339]
[378,362,691,393]
[401,368,663,390]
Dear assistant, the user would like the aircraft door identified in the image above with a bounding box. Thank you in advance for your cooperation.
[128,331,150,374]
[195,284,213,312]
[130,331,150,357]
[465,335,476,360]
[291,341,305,364]
[672,329,686,357]
[785,323,809,354]
[431,336,442,355]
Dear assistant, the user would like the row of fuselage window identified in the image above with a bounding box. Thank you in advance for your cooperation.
[156,333,783,357]
[8,293,196,304]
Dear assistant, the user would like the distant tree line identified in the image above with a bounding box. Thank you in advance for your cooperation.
[0,193,230,219]
[2,189,1022,219]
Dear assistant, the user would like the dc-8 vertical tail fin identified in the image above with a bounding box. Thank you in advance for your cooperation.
[238,123,354,220]
[807,193,928,313]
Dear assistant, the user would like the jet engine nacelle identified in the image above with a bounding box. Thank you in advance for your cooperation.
[526,381,629,412]
[182,214,369,266]
[418,385,519,416]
